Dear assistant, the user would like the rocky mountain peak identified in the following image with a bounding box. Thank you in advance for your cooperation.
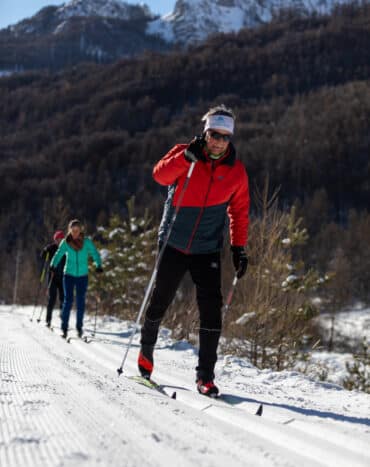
[56,0,153,21]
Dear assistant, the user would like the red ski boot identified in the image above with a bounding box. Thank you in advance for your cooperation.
[138,344,154,379]
[196,379,219,397]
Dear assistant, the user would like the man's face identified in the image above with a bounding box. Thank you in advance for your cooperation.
[205,129,232,156]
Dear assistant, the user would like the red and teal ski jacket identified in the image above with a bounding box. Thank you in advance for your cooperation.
[155,143,250,254]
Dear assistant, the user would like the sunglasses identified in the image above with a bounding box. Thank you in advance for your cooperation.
[208,131,232,142]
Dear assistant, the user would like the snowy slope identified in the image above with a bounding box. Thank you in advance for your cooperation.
[1,305,369,467]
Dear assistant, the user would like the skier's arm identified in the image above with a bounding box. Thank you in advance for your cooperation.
[227,165,250,247]
[153,144,192,186]
[40,245,50,261]
[87,239,102,268]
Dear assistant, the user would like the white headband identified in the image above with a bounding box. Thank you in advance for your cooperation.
[204,115,234,134]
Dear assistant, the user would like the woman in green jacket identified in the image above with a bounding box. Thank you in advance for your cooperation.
[50,219,102,339]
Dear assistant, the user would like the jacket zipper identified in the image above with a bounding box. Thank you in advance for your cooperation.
[185,161,215,253]
[76,250,79,276]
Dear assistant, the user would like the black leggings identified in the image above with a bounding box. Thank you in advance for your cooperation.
[46,276,64,323]
[141,246,223,379]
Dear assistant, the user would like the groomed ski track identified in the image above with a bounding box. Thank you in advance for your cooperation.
[1,307,369,467]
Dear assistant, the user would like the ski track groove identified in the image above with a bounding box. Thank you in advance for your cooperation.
[76,333,370,460]
[16,327,189,467]
[46,335,295,467]
[1,312,292,467]
[0,339,99,466]
[73,330,370,467]
[1,310,369,467]
[56,327,370,467]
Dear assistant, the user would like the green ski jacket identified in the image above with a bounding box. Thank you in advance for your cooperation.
[50,237,101,277]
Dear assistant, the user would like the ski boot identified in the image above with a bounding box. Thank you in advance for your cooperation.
[138,344,154,379]
[196,379,219,397]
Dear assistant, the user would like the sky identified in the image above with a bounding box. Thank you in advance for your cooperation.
[0,0,176,29]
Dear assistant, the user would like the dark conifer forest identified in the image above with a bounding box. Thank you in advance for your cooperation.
[1,3,370,304]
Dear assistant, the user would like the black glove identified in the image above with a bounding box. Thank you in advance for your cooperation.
[231,246,248,279]
[184,136,206,162]
[96,266,103,273]
[49,266,56,274]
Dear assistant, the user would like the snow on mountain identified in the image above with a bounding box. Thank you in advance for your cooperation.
[148,0,350,44]
[3,0,352,44]
[56,0,153,22]
[0,1,168,71]
[0,0,361,78]
[1,305,369,467]
[5,0,153,38]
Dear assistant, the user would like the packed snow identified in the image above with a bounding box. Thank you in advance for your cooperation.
[0,305,369,466]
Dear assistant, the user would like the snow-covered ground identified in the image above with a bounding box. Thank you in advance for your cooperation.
[1,305,369,467]
[319,307,370,348]
[295,307,370,385]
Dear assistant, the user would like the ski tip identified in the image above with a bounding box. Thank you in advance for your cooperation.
[255,404,263,416]
[171,391,177,399]
[117,368,123,377]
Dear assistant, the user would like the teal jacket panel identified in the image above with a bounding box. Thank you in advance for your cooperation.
[50,237,101,277]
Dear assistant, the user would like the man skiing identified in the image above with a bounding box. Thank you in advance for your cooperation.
[41,230,66,327]
[138,105,250,396]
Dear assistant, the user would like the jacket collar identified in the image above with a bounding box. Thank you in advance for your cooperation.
[204,143,236,166]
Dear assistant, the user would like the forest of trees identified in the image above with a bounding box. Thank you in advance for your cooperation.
[0,3,370,310]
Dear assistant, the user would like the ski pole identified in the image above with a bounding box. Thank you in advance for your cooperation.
[37,273,53,323]
[30,252,49,322]
[92,295,99,337]
[117,161,196,376]
[222,274,238,318]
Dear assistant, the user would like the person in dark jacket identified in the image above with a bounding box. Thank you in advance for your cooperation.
[138,105,250,396]
[50,219,102,339]
[41,230,66,327]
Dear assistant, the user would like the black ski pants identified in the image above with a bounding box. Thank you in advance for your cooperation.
[46,274,64,324]
[141,245,223,381]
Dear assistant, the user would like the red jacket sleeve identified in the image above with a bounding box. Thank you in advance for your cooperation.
[227,163,250,247]
[153,144,191,186]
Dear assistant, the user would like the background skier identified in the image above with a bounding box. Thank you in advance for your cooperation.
[138,104,250,396]
[50,219,103,339]
[41,230,66,327]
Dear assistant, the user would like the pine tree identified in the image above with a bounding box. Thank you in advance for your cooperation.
[89,198,157,318]
[344,339,370,393]
[227,180,329,370]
